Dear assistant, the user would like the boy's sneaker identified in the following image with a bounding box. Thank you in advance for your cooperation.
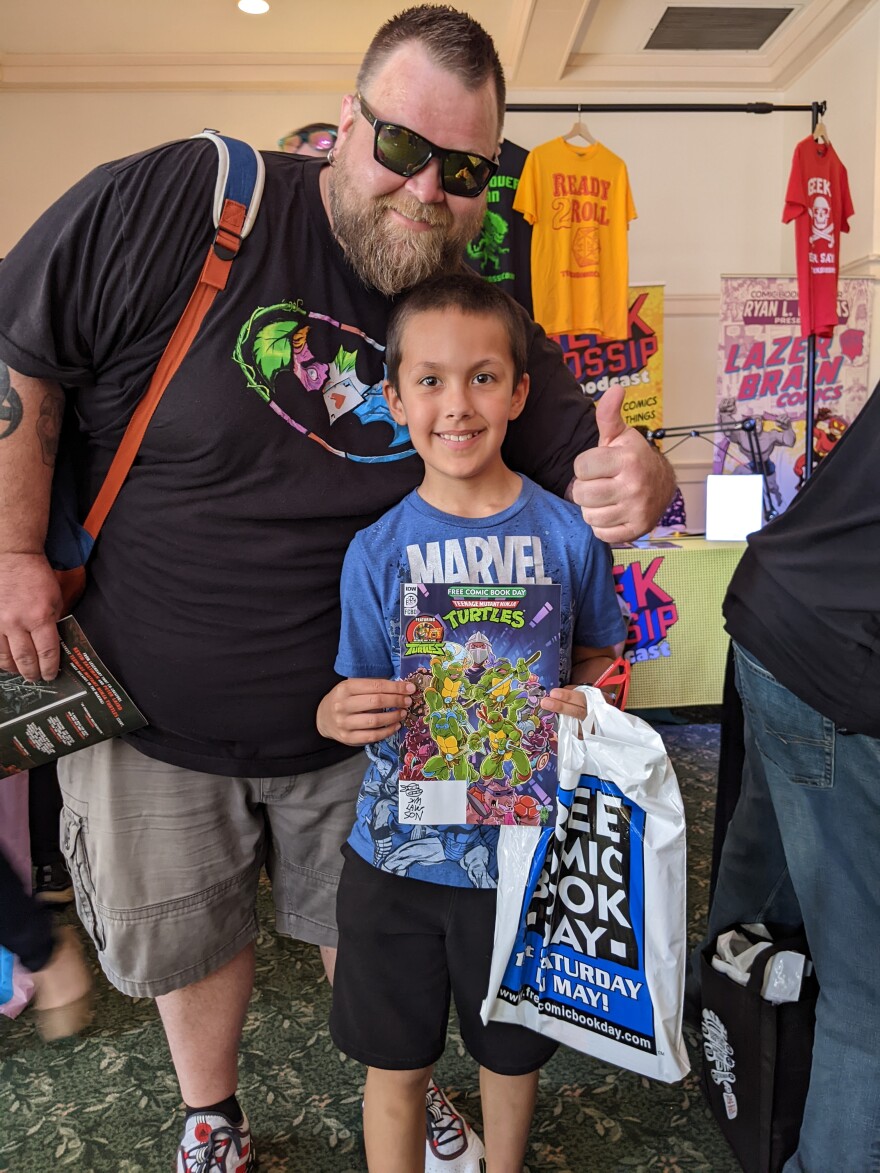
[177,1111,257,1173]
[425,1083,486,1172]
[33,861,74,905]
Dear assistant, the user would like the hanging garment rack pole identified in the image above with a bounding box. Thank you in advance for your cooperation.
[804,101,822,481]
[504,98,827,484]
[505,101,819,114]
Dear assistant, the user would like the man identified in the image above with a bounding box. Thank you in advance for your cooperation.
[707,380,880,1172]
[0,7,673,1169]
[277,121,337,157]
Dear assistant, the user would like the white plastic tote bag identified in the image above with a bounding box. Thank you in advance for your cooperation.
[481,686,689,1082]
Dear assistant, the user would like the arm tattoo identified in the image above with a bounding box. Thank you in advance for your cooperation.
[0,362,24,440]
[37,392,64,466]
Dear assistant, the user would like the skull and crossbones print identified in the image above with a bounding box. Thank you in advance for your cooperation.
[809,194,834,246]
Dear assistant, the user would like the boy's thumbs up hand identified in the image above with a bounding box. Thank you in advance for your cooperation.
[570,385,676,544]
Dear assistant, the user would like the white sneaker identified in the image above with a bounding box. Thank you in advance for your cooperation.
[425,1082,486,1172]
[177,1111,256,1172]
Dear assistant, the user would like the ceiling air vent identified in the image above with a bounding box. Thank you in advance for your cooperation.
[645,6,794,51]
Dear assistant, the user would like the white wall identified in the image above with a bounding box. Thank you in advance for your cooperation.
[0,90,346,255]
[780,3,880,277]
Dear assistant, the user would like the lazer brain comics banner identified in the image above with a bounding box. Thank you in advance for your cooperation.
[714,275,873,514]
[398,582,561,828]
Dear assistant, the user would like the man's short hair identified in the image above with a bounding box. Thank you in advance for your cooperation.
[357,5,506,137]
[385,273,527,388]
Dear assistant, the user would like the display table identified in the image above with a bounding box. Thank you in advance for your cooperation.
[612,538,746,709]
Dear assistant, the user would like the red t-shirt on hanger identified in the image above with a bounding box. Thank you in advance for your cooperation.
[783,136,854,337]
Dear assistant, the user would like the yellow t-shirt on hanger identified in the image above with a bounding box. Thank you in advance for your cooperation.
[514,138,637,340]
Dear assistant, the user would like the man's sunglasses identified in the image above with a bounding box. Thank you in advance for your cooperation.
[278,126,337,153]
[355,94,497,198]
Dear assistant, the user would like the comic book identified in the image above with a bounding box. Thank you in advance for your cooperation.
[0,616,146,776]
[398,582,561,828]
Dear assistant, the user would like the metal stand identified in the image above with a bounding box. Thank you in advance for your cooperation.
[647,420,776,522]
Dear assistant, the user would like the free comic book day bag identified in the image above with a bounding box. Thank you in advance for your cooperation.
[480,686,689,1082]
[700,927,817,1173]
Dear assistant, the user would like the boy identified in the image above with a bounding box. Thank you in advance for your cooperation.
[317,274,626,1172]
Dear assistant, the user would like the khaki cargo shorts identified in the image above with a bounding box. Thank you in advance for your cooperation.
[57,738,365,997]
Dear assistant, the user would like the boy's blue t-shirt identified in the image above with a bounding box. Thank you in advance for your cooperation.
[334,476,626,890]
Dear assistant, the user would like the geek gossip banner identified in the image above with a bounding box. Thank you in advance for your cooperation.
[550,285,664,433]
[714,276,873,513]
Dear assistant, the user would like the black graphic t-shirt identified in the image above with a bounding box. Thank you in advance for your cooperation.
[0,141,598,776]
[464,139,533,315]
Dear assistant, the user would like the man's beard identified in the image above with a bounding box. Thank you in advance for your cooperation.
[329,148,485,297]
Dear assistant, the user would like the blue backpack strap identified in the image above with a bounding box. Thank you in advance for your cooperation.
[192,130,265,241]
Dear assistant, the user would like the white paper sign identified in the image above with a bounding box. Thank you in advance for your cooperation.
[398,776,467,825]
[705,474,763,541]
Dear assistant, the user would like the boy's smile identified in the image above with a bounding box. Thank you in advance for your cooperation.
[384,308,529,515]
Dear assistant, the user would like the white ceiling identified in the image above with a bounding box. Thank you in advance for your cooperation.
[0,0,875,94]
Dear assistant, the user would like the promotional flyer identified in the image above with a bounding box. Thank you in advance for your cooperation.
[0,616,145,775]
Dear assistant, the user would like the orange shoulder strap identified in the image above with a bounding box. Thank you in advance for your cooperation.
[82,132,264,541]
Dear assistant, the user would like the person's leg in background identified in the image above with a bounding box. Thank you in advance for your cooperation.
[709,642,746,902]
[728,642,880,1173]
[0,845,92,1039]
[29,761,73,904]
[688,648,801,1023]
[705,742,801,945]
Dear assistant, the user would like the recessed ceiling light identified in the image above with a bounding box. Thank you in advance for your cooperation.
[238,0,270,13]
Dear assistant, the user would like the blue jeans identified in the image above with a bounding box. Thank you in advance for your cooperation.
[708,643,880,1173]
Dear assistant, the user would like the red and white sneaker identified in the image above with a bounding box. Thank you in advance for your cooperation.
[425,1082,486,1172]
[176,1111,257,1173]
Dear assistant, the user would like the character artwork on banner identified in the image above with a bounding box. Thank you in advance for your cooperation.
[550,285,664,434]
[714,276,873,514]
[398,583,561,829]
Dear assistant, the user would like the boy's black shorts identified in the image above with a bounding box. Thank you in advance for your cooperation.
[330,845,558,1075]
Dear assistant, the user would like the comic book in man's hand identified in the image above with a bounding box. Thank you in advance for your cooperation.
[0,616,146,776]
[398,582,561,828]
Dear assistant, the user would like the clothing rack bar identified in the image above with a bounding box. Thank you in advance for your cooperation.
[504,102,821,114]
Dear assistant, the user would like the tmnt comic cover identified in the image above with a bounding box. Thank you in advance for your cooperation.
[398,582,561,828]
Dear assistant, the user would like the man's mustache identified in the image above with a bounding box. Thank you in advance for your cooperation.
[374,195,453,227]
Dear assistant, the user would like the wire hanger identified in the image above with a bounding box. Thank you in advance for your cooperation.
[563,103,597,146]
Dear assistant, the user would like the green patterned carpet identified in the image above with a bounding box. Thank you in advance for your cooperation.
[0,718,740,1173]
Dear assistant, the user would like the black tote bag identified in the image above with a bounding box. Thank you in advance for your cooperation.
[699,927,818,1173]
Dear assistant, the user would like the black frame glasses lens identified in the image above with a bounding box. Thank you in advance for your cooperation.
[375,125,432,177]
[359,95,495,197]
[441,153,495,196]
